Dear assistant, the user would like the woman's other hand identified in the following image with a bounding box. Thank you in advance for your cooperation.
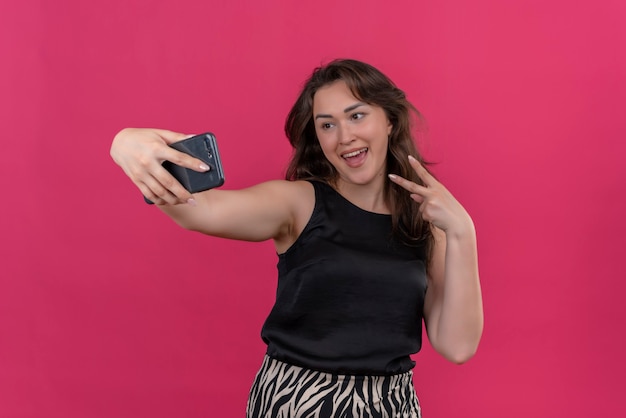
[388,155,474,237]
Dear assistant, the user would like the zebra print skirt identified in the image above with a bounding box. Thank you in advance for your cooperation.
[246,356,422,418]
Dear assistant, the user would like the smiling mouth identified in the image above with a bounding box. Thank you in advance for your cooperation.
[341,148,368,159]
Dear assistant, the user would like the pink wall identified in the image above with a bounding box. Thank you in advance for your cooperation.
[1,0,624,417]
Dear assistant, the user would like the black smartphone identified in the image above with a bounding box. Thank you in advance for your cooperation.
[144,132,225,204]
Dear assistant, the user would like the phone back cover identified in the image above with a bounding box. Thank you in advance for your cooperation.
[163,133,225,193]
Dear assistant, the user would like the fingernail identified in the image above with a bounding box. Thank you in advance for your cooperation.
[187,198,197,206]
[199,164,210,171]
[388,174,397,180]
[408,155,416,161]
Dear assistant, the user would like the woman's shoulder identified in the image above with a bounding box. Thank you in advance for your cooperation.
[250,179,316,219]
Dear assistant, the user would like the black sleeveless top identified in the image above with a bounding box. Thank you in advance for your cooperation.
[261,181,428,375]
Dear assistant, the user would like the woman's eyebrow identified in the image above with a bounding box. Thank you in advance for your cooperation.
[343,103,365,113]
[314,103,365,120]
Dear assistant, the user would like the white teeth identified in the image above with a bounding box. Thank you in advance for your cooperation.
[342,148,367,158]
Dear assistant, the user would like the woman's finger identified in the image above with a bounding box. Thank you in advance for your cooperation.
[149,166,194,204]
[143,165,197,204]
[388,173,429,196]
[160,146,210,173]
[410,193,424,202]
[408,155,436,187]
[132,156,191,205]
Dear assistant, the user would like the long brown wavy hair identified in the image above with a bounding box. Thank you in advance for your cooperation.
[285,59,433,257]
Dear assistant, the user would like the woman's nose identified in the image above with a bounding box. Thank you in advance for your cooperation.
[338,122,355,144]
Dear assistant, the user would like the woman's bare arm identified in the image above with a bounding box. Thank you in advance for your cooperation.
[110,128,313,247]
[389,156,484,364]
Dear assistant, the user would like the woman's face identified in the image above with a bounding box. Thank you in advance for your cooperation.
[312,80,392,190]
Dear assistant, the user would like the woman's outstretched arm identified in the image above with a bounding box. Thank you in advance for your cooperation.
[110,128,312,244]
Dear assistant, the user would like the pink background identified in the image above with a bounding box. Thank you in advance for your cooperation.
[1,0,625,417]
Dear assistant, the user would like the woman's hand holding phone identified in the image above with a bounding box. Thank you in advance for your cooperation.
[110,128,210,205]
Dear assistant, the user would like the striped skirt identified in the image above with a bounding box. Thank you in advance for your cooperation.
[246,356,422,418]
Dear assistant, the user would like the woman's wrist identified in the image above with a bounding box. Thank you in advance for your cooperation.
[443,215,476,242]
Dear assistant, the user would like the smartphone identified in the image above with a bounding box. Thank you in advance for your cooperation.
[144,132,225,204]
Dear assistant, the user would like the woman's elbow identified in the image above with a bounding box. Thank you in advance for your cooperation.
[442,346,478,365]
[434,338,481,365]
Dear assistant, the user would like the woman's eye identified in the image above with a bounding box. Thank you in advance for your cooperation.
[321,122,333,130]
[351,112,365,120]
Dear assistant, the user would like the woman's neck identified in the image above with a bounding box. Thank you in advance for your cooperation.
[334,175,389,214]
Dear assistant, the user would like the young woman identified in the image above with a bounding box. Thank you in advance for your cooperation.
[110,59,483,417]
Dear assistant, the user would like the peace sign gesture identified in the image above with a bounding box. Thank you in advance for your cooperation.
[389,155,474,236]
